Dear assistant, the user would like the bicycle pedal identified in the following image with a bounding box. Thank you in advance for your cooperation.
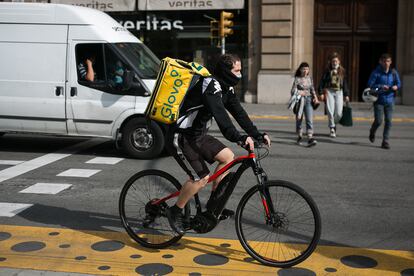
[218,214,230,221]
[219,208,235,220]
[143,217,154,228]
[218,211,234,221]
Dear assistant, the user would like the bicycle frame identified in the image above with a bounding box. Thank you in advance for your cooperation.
[151,148,275,222]
[119,144,321,267]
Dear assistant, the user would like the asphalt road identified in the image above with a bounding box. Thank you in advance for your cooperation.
[0,115,413,275]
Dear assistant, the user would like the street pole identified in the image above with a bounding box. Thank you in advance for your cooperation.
[221,36,225,54]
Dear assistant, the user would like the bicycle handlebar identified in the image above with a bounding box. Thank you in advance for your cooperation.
[237,140,267,153]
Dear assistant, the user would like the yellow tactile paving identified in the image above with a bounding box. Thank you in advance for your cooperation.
[249,115,414,123]
[0,224,413,275]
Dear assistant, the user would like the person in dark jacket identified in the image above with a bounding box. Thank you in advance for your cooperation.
[166,54,271,235]
[367,53,401,149]
[318,52,350,138]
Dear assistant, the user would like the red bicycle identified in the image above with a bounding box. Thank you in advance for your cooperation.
[119,143,321,267]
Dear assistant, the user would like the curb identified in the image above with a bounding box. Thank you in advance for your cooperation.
[249,115,414,123]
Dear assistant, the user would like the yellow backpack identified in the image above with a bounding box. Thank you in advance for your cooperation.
[145,57,211,124]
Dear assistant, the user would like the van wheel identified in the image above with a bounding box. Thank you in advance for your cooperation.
[122,118,164,159]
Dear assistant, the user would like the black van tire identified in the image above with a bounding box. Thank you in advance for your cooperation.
[121,117,164,159]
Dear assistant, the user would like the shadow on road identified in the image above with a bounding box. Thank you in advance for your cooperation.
[0,134,171,159]
[17,203,256,265]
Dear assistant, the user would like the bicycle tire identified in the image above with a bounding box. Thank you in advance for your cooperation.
[119,169,189,249]
[235,180,321,267]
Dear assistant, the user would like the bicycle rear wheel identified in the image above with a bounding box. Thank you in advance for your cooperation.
[236,180,321,267]
[119,169,188,249]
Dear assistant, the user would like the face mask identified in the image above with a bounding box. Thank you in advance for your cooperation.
[332,64,339,69]
[215,61,241,87]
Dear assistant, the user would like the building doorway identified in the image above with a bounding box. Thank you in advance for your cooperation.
[314,0,397,101]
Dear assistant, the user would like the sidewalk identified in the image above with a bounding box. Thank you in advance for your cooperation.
[241,102,414,121]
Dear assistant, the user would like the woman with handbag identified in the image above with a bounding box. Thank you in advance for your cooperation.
[290,62,319,147]
[318,52,350,138]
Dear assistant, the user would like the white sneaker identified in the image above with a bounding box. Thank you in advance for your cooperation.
[330,128,336,138]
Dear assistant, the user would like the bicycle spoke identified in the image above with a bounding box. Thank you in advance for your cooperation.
[120,170,185,249]
[236,181,320,267]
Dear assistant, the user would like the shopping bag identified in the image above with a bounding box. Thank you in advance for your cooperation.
[311,100,320,110]
[339,103,353,127]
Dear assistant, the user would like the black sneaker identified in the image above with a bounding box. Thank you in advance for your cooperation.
[219,208,235,220]
[307,138,317,147]
[369,130,375,143]
[381,141,390,149]
[296,136,302,145]
[166,206,185,235]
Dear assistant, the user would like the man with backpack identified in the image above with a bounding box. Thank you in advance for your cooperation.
[367,53,402,149]
[165,54,271,235]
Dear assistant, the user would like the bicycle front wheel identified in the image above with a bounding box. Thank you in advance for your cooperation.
[236,180,321,267]
[119,169,188,249]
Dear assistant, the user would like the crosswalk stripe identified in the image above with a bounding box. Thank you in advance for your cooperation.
[0,160,24,166]
[57,169,101,178]
[0,138,107,183]
[85,157,123,165]
[19,183,72,195]
[0,203,33,217]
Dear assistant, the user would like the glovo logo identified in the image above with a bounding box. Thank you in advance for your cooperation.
[160,68,184,120]
[191,62,203,71]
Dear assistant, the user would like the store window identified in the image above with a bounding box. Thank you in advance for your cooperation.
[110,9,248,98]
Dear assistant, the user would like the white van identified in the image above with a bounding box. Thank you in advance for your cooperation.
[0,3,165,159]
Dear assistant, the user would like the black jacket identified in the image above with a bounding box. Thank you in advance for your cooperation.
[177,77,261,143]
[318,68,350,97]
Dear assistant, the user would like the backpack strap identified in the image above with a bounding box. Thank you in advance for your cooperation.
[188,74,201,91]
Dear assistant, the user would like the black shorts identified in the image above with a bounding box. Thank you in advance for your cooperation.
[178,134,227,179]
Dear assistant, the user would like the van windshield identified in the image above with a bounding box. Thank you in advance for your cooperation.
[114,43,160,79]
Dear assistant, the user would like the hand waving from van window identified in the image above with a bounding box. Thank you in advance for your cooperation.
[78,52,97,82]
[85,59,95,82]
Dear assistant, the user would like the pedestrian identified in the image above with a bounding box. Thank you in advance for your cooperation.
[367,53,401,149]
[318,52,350,137]
[290,62,319,147]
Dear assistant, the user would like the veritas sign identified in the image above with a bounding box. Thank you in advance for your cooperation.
[138,0,244,10]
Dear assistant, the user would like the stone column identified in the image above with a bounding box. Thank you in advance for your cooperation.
[397,0,414,105]
[256,0,314,104]
[292,0,314,70]
[245,0,261,103]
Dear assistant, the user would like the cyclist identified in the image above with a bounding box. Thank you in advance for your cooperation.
[166,53,271,235]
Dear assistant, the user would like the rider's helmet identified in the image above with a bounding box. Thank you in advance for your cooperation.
[362,87,378,103]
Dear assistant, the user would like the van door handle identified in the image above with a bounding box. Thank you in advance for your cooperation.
[55,86,64,96]
[70,87,77,97]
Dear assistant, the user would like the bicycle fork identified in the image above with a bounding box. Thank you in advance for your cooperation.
[253,163,277,225]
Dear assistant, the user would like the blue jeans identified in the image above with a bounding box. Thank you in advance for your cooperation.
[371,102,394,142]
[296,96,314,136]
[326,89,343,128]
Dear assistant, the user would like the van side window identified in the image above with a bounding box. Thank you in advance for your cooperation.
[76,44,104,83]
[105,45,149,96]
[75,43,148,96]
